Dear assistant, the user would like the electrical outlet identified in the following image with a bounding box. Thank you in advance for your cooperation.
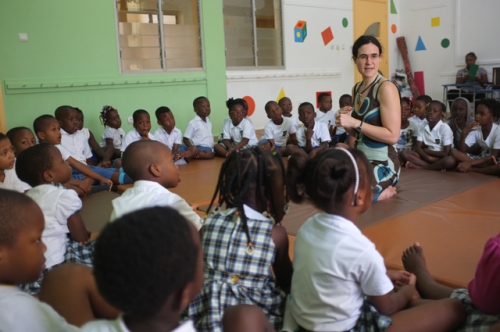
[19,33,28,42]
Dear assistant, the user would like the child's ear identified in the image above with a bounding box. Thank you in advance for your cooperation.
[37,132,45,141]
[42,169,54,183]
[149,163,161,177]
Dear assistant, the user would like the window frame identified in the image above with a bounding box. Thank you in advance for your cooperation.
[114,0,205,74]
[223,0,285,71]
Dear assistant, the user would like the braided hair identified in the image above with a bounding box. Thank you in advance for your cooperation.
[207,147,286,249]
[100,105,118,127]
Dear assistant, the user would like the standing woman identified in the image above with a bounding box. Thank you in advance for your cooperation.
[336,35,400,201]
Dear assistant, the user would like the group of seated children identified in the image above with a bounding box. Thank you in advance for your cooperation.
[396,95,500,173]
[2,140,499,331]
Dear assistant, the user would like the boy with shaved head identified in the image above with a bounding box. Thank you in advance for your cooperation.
[110,140,202,230]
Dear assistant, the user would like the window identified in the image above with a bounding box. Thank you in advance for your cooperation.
[116,0,202,72]
[223,0,283,68]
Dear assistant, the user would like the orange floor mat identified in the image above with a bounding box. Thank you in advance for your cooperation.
[362,179,500,289]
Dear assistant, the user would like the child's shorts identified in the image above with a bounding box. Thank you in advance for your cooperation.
[299,146,319,152]
[20,240,95,295]
[196,145,214,152]
[257,139,282,150]
[218,142,253,151]
[72,165,116,181]
[450,288,500,330]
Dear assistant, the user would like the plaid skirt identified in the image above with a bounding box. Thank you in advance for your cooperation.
[451,289,500,332]
[21,240,95,295]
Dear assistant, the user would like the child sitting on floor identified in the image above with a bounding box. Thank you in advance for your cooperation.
[0,189,79,331]
[55,106,132,185]
[187,147,293,332]
[0,133,31,193]
[99,105,125,163]
[74,107,112,167]
[402,238,500,331]
[279,96,299,132]
[332,94,353,145]
[450,98,500,172]
[449,97,474,149]
[396,97,419,153]
[34,114,113,193]
[110,140,203,230]
[183,96,215,159]
[16,144,95,295]
[409,94,432,137]
[290,102,331,158]
[315,93,335,138]
[121,109,157,153]
[154,106,199,162]
[6,126,37,156]
[401,100,455,171]
[81,206,203,332]
[283,148,465,332]
[214,98,258,158]
[258,100,297,156]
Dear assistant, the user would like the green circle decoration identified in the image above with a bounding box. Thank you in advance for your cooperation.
[342,18,348,28]
[441,38,450,48]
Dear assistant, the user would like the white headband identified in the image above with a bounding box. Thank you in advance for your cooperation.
[336,148,359,205]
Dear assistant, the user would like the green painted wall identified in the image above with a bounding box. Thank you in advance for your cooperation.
[0,0,227,137]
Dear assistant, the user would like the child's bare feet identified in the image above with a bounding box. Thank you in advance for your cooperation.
[402,242,427,275]
[405,161,422,169]
[377,186,397,201]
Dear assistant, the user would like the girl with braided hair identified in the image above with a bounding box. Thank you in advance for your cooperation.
[187,147,293,332]
[99,105,125,164]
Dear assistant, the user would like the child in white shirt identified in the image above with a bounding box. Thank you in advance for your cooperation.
[214,98,258,158]
[259,101,298,156]
[283,148,465,332]
[332,94,353,145]
[0,133,31,193]
[315,93,335,138]
[121,109,157,153]
[183,96,215,159]
[401,101,455,171]
[99,105,125,163]
[74,107,112,167]
[409,95,431,138]
[0,189,79,331]
[396,97,419,153]
[155,106,199,162]
[289,102,330,158]
[110,140,203,230]
[279,97,299,133]
[16,144,94,295]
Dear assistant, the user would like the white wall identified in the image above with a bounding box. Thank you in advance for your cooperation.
[397,0,500,103]
[226,0,355,129]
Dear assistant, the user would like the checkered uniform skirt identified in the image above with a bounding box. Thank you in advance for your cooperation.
[187,210,286,332]
[451,289,500,332]
[21,240,95,295]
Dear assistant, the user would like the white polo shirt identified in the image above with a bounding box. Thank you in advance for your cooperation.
[417,120,453,151]
[315,109,335,128]
[296,121,331,148]
[154,127,183,150]
[465,123,500,155]
[110,180,203,230]
[287,213,394,331]
[409,116,428,137]
[120,129,156,153]
[60,128,92,164]
[0,167,31,193]
[263,117,296,147]
[82,316,196,332]
[100,127,126,149]
[184,115,214,149]
[222,118,258,147]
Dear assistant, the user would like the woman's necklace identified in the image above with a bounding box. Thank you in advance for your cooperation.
[356,77,379,105]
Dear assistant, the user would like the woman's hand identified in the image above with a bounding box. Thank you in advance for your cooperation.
[335,106,357,129]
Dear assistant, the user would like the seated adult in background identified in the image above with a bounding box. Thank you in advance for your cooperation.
[447,52,489,107]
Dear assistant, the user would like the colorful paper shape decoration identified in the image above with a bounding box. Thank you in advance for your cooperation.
[316,91,331,108]
[391,24,397,34]
[441,38,450,48]
[414,71,425,95]
[431,17,440,27]
[294,20,307,43]
[390,0,397,14]
[243,96,256,117]
[321,27,334,46]
[342,18,348,28]
[276,88,286,103]
[415,36,426,51]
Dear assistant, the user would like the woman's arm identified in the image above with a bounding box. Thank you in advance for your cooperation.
[339,81,400,145]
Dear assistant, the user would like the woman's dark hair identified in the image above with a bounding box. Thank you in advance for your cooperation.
[286,149,374,213]
[352,35,383,58]
[207,147,286,246]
